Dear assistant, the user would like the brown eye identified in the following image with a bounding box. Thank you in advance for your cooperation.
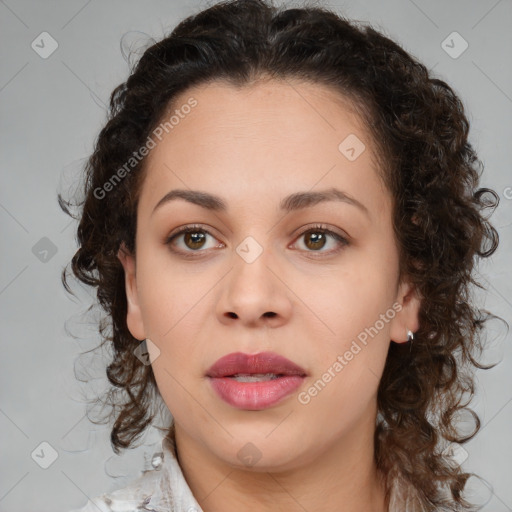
[182,230,207,250]
[165,225,223,257]
[292,224,349,256]
[165,223,349,259]
[303,231,328,250]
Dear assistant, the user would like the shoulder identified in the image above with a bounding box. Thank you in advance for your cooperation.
[68,436,203,512]
[68,467,164,512]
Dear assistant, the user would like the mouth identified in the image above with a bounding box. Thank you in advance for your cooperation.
[227,373,282,380]
[206,352,307,409]
[206,351,308,379]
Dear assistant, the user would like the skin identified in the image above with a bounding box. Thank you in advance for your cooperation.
[117,78,421,512]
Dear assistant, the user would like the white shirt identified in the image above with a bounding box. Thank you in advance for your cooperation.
[69,435,203,512]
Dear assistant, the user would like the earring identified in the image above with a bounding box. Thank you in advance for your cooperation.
[407,329,414,353]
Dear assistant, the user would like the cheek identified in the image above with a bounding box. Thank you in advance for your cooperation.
[312,253,397,374]
[150,362,191,425]
[304,281,394,424]
[147,324,205,417]
[136,252,204,334]
[321,264,396,333]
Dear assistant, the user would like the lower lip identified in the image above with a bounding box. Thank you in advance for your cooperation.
[208,376,305,410]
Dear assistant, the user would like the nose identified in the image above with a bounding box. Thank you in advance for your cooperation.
[215,242,292,328]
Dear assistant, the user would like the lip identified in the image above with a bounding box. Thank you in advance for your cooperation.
[206,351,307,378]
[206,352,307,410]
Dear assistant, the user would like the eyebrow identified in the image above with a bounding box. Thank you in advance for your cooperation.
[151,187,369,216]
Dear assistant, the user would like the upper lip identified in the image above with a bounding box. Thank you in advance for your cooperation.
[206,351,307,378]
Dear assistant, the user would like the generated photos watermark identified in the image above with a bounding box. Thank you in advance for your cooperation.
[297,302,403,405]
[93,97,198,200]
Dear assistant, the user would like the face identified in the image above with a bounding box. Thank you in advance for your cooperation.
[118,79,420,472]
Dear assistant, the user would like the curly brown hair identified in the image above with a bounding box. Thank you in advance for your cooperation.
[59,0,501,510]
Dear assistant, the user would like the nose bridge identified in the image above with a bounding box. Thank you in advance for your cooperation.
[232,231,276,297]
[217,230,291,325]
[229,208,278,273]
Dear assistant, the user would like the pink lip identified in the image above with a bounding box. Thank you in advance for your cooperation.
[206,352,307,410]
[206,351,307,378]
[208,376,305,410]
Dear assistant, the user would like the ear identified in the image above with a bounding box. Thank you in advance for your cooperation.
[389,278,421,344]
[117,242,146,341]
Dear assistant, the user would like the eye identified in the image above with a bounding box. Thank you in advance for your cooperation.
[165,224,223,257]
[291,224,349,256]
[164,223,349,258]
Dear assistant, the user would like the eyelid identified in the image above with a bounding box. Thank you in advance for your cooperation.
[292,223,350,243]
[164,223,225,253]
[165,223,220,242]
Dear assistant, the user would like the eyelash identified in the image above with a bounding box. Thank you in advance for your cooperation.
[164,223,349,259]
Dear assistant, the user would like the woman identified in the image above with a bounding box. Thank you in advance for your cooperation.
[62,0,500,510]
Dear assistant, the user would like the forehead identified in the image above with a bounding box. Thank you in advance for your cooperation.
[138,79,390,218]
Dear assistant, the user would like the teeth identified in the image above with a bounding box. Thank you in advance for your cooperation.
[229,373,280,382]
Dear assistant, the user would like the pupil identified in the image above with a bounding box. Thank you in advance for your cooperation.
[306,232,325,250]
[185,231,205,249]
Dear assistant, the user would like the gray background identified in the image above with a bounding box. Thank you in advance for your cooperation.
[1,1,511,511]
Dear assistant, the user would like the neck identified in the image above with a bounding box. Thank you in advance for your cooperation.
[171,411,388,512]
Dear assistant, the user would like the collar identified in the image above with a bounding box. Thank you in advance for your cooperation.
[98,434,204,512]
[142,435,204,512]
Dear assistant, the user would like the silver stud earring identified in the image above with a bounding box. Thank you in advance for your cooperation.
[407,329,414,353]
